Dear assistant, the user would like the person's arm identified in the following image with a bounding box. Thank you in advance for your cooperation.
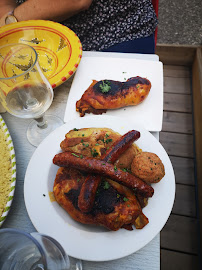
[0,0,93,26]
[0,0,17,18]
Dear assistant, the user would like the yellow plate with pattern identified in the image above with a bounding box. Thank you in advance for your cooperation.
[0,20,82,89]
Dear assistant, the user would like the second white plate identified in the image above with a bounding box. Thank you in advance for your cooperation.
[24,115,175,261]
[64,56,163,131]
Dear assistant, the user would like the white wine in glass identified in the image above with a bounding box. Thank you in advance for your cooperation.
[0,43,63,146]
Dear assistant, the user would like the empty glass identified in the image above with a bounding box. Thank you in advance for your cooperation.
[0,228,70,270]
[0,43,63,146]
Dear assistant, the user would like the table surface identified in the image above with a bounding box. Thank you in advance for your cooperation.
[1,51,160,270]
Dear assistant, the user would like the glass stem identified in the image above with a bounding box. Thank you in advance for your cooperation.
[34,115,48,129]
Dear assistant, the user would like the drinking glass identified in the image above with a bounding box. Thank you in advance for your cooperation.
[0,228,70,270]
[0,43,63,146]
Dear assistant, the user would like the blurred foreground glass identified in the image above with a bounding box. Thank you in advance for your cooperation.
[0,43,63,146]
[0,228,70,270]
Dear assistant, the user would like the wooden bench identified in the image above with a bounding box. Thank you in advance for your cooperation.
[155,44,202,270]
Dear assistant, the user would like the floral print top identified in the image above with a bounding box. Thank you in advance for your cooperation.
[16,0,158,51]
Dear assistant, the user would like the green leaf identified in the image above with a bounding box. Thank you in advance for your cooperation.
[103,181,110,190]
[99,80,111,93]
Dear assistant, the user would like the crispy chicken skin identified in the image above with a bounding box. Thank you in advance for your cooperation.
[60,127,141,169]
[131,152,165,183]
[53,128,165,231]
[76,77,151,116]
[53,167,142,231]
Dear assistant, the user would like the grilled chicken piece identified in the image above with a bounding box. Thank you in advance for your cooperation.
[53,167,142,231]
[60,128,141,169]
[76,76,151,117]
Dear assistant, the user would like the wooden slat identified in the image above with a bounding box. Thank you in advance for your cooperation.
[163,65,191,78]
[161,214,198,254]
[161,249,198,270]
[172,184,196,217]
[156,44,197,66]
[162,111,193,134]
[169,156,195,185]
[164,77,191,94]
[164,65,191,70]
[160,132,194,158]
[164,93,192,113]
[192,47,202,259]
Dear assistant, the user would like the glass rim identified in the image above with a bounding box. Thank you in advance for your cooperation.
[0,228,47,268]
[0,43,38,81]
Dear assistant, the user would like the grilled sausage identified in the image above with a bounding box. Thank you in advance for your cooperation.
[78,130,140,212]
[53,151,154,198]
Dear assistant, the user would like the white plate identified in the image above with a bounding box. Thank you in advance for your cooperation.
[64,56,163,131]
[24,115,175,261]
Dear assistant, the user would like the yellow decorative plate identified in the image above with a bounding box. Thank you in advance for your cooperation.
[0,20,82,89]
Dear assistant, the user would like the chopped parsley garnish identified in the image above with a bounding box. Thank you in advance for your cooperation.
[91,149,99,157]
[114,165,117,171]
[71,153,79,158]
[95,143,99,146]
[105,138,112,144]
[103,181,110,190]
[81,139,84,143]
[105,134,109,138]
[77,179,80,182]
[82,134,85,137]
[99,80,111,93]
[123,197,129,202]
[82,143,89,147]
[80,155,83,159]
[117,194,120,198]
[73,128,78,131]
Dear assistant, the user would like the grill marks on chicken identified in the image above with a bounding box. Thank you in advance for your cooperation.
[53,167,142,231]
[53,128,151,231]
[78,130,141,213]
[76,77,151,117]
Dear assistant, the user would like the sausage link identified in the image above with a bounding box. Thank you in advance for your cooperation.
[103,130,140,163]
[78,130,140,212]
[53,151,154,198]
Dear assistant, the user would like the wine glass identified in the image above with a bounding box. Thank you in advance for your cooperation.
[0,43,63,146]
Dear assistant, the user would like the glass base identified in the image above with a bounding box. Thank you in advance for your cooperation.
[27,115,63,147]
